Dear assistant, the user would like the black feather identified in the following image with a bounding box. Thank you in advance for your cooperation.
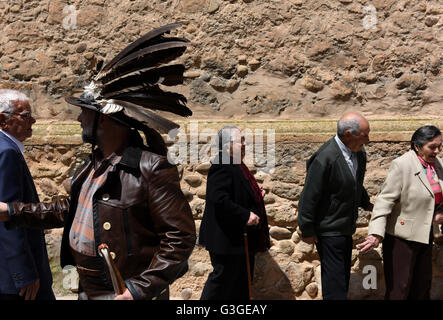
[112,90,191,117]
[101,64,185,97]
[98,22,183,75]
[97,43,188,84]
[113,99,179,133]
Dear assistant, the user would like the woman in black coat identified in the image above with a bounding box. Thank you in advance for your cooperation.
[199,125,270,300]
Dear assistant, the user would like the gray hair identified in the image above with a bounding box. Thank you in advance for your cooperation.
[337,118,360,137]
[216,125,241,153]
[213,125,242,164]
[0,89,29,118]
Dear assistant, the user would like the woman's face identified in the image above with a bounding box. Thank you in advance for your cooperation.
[416,135,442,164]
[228,129,245,161]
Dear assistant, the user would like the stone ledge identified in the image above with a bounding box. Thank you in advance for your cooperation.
[26,118,443,145]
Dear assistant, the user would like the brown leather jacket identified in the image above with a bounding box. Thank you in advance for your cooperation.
[6,145,196,300]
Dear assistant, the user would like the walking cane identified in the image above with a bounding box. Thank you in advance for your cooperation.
[243,228,253,300]
[98,243,126,296]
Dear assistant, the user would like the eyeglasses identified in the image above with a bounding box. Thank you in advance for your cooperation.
[2,112,33,119]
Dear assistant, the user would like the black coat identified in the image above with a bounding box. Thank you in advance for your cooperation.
[199,163,269,255]
[298,137,371,237]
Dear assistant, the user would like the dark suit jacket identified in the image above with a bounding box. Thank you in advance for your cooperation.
[298,137,370,238]
[0,131,54,299]
[199,161,270,255]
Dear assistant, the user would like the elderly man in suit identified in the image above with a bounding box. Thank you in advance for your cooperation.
[0,89,55,300]
[297,112,373,300]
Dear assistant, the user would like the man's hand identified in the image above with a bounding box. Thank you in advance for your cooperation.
[301,235,318,244]
[0,202,9,222]
[246,212,260,226]
[357,234,382,253]
[114,289,133,300]
[19,279,40,300]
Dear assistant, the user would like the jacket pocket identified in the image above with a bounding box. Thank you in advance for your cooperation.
[393,217,415,239]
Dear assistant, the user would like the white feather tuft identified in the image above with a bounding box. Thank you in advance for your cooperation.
[99,99,123,114]
[83,81,102,100]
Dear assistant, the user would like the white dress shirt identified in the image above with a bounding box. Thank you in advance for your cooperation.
[334,134,357,180]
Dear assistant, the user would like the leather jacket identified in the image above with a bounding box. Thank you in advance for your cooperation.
[6,144,196,300]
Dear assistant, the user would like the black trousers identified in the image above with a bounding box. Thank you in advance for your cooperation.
[315,235,353,300]
[200,252,255,300]
[383,233,432,300]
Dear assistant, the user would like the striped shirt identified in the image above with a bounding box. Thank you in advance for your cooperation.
[417,154,443,205]
[69,154,121,256]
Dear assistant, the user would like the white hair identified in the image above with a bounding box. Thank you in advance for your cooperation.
[0,89,29,118]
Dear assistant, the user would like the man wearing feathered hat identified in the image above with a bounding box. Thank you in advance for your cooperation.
[0,23,196,300]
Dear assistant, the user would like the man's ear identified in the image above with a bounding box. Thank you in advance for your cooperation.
[343,130,352,138]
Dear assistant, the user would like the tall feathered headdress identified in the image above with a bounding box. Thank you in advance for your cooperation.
[65,22,191,136]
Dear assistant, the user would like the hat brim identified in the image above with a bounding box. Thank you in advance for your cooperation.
[65,96,145,130]
[65,96,100,111]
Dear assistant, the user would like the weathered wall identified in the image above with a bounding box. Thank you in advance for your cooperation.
[1,0,442,300]
[0,0,442,120]
[26,120,443,300]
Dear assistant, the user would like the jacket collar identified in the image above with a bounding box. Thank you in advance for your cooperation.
[331,137,361,183]
[0,130,24,154]
[119,146,143,170]
[90,145,143,170]
[409,149,443,197]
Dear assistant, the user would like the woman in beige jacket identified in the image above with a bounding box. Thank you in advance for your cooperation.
[358,125,443,299]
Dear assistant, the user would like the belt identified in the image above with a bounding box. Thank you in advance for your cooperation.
[76,265,102,277]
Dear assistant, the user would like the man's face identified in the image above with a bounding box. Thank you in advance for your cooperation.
[346,119,370,152]
[77,107,97,144]
[1,100,35,142]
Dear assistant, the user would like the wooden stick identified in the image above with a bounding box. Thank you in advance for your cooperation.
[243,230,253,300]
[98,243,126,295]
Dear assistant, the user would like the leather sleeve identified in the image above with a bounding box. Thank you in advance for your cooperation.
[6,196,69,230]
[126,155,196,300]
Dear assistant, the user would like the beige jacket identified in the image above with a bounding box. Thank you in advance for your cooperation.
[368,150,443,244]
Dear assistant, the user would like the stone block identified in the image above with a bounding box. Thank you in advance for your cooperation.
[270,226,292,240]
